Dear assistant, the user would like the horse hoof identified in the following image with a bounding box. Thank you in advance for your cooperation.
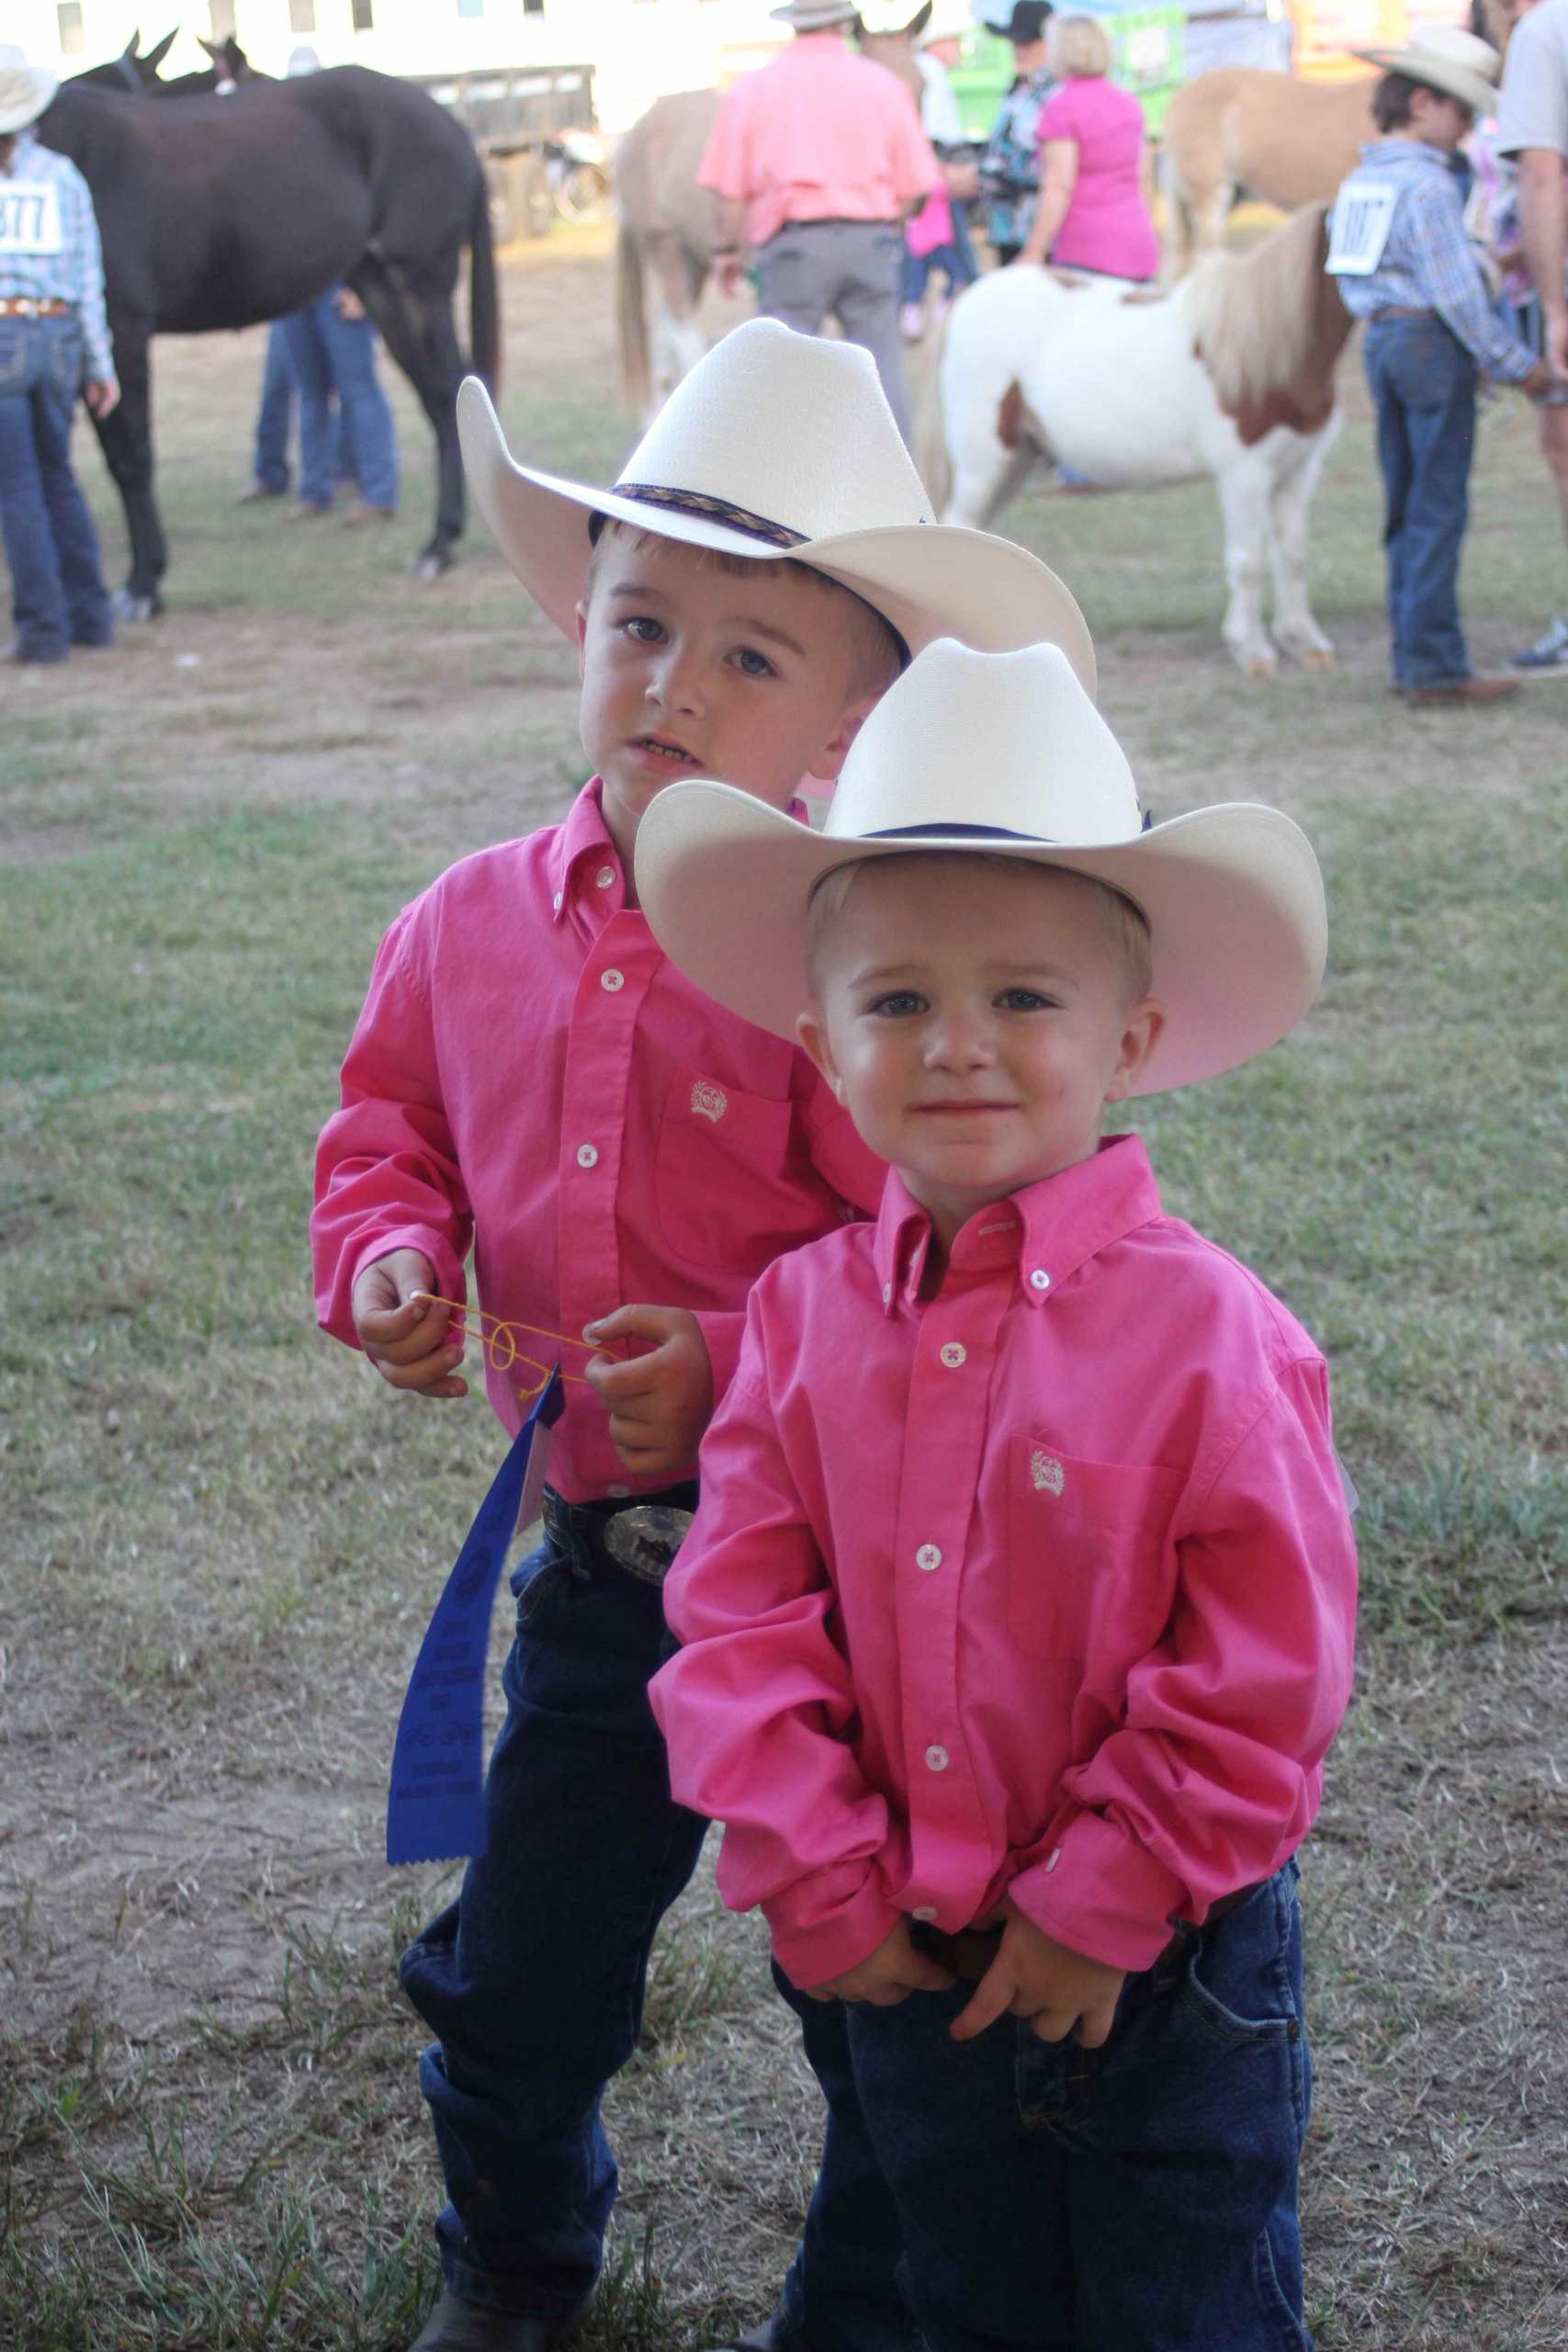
[113,590,162,624]
[1243,657,1278,681]
[411,550,453,582]
[1297,646,1336,672]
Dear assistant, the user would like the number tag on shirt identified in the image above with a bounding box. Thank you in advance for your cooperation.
[1326,176,1397,277]
[0,181,64,258]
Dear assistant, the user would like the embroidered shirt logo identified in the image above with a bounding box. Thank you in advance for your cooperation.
[691,1078,728,1125]
[1031,1451,1065,1497]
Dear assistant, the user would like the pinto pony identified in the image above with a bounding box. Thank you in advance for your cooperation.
[930,204,1351,677]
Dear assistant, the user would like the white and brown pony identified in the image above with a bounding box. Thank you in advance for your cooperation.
[1160,71,1376,276]
[930,204,1351,676]
[613,6,932,417]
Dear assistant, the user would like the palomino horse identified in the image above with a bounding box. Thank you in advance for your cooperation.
[614,6,931,417]
[1160,70,1376,276]
[931,205,1351,676]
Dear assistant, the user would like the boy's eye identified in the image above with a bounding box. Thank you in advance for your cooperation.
[622,616,665,644]
[868,990,927,1017]
[997,989,1055,1012]
[732,647,776,678]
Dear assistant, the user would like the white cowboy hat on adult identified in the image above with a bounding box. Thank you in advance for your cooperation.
[768,0,861,26]
[634,638,1326,1093]
[0,45,59,135]
[458,320,1094,684]
[1349,23,1501,117]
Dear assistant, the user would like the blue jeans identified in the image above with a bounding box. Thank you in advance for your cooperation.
[901,204,979,305]
[0,315,113,660]
[1363,316,1477,689]
[776,1865,1312,2352]
[280,288,397,512]
[399,1490,707,2319]
[252,321,294,495]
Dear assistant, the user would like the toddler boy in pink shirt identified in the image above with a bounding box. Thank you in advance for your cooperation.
[639,638,1358,2351]
[310,324,1090,2351]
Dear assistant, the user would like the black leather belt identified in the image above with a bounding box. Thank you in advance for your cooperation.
[541,1482,696,1586]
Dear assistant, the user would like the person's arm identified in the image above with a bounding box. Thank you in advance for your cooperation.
[1008,1356,1358,1972]
[1517,148,1568,377]
[698,92,753,296]
[1019,137,1078,266]
[311,906,474,1354]
[1418,177,1547,385]
[650,1310,906,1989]
[710,195,750,299]
[63,161,118,413]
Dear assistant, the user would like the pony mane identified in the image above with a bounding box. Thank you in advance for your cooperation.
[1184,203,1330,408]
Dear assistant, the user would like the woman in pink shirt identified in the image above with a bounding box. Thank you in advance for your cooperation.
[1018,15,1160,279]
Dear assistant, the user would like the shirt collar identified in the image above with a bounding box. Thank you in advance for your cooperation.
[871,1133,1163,1317]
[546,777,624,924]
[1358,138,1445,168]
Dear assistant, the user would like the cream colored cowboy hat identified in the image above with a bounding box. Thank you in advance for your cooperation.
[1350,24,1500,117]
[457,320,1095,686]
[635,639,1325,1094]
[0,46,58,134]
[770,1,860,27]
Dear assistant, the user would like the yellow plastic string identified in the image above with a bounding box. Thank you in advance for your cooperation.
[412,1292,619,1404]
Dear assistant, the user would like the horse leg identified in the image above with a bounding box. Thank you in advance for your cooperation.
[1215,455,1277,677]
[87,326,166,620]
[354,258,464,576]
[942,370,1049,529]
[1265,422,1337,670]
[644,232,706,420]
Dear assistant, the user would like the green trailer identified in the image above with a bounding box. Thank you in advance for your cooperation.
[946,4,1186,141]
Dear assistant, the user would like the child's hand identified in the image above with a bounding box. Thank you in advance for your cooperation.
[951,1903,1125,2048]
[799,1918,957,2009]
[582,1306,714,1475]
[351,1250,468,1399]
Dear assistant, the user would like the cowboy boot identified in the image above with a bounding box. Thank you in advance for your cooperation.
[407,2287,592,2352]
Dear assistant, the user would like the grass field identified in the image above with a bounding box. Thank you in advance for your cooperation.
[3,237,1567,2348]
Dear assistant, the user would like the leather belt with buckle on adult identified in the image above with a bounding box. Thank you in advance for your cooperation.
[0,297,73,319]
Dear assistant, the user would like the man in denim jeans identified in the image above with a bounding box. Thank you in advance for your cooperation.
[0,46,118,664]
[1328,28,1558,704]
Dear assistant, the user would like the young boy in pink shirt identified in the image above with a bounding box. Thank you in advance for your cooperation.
[310,323,1090,2352]
[639,637,1359,2351]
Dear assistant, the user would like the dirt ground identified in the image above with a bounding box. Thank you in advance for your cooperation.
[4,233,1567,2347]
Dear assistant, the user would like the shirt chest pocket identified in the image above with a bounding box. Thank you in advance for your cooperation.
[654,1064,836,1274]
[1005,1438,1182,1662]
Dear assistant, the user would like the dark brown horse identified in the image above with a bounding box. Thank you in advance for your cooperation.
[38,67,500,615]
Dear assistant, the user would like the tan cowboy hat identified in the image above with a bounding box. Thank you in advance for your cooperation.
[457,320,1095,687]
[635,639,1326,1094]
[0,46,59,134]
[769,1,860,26]
[1350,24,1500,116]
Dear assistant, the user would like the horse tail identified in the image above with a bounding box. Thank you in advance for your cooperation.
[468,165,502,393]
[616,219,652,414]
[915,299,953,514]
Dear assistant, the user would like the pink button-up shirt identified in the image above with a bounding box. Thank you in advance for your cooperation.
[311,782,884,1502]
[698,31,942,252]
[651,1136,1357,1982]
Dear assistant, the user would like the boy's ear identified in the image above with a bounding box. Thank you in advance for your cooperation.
[807,693,880,786]
[796,1006,845,1101]
[1103,999,1166,1106]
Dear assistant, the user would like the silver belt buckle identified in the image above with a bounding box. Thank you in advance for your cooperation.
[603,1504,694,1585]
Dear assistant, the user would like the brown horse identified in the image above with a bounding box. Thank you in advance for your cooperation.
[1160,70,1377,277]
[613,6,930,416]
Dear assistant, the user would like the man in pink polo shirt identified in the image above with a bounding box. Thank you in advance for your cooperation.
[639,638,1358,2350]
[311,325,1090,2352]
[700,0,942,441]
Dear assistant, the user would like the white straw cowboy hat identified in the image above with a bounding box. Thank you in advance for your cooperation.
[0,47,59,134]
[457,320,1095,686]
[635,639,1325,1094]
[769,1,860,27]
[1349,24,1500,117]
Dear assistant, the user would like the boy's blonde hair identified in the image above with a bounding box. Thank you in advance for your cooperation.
[584,519,907,699]
[806,851,1154,1001]
[1050,15,1113,76]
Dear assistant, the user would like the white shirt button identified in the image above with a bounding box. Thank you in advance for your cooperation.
[911,1905,938,1922]
[924,1744,949,1772]
[608,1484,631,1498]
[882,1283,892,1305]
[576,1144,599,1169]
[1030,1268,1051,1293]
[939,1341,966,1369]
[552,891,563,911]
[915,1544,942,1572]
[1045,1846,1062,1872]
[600,967,624,991]
[595,865,615,889]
